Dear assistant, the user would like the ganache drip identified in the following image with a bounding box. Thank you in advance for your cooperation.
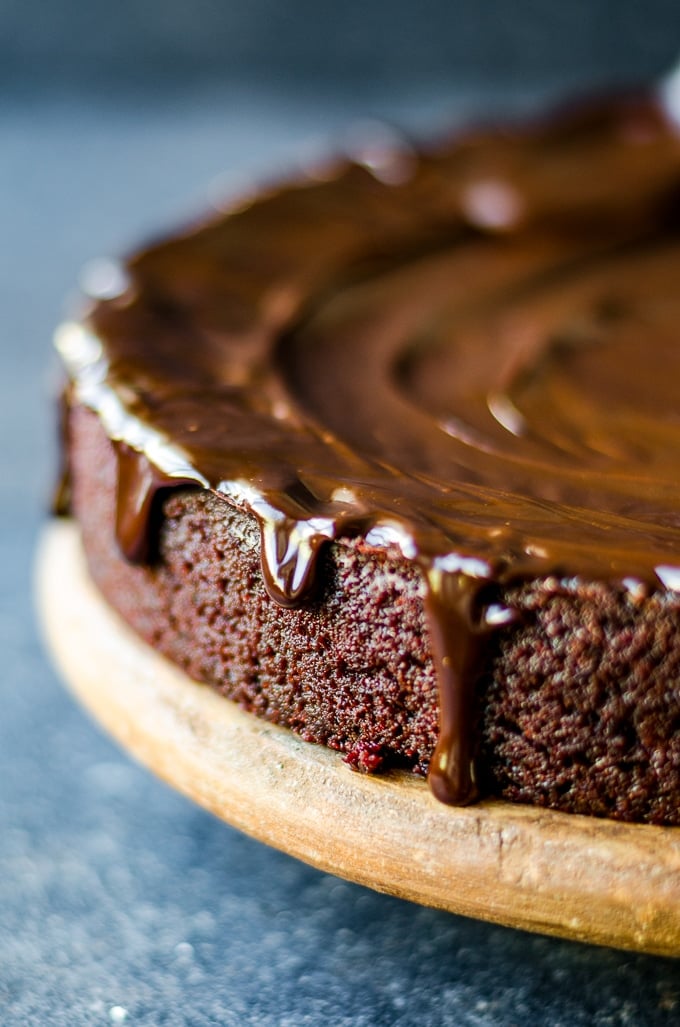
[56,92,680,805]
[423,575,484,805]
[113,444,198,563]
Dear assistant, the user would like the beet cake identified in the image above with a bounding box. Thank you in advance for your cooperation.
[56,93,680,825]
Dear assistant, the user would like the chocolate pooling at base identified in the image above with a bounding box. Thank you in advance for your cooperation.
[56,94,680,805]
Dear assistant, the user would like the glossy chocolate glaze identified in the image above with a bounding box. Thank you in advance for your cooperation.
[56,94,680,805]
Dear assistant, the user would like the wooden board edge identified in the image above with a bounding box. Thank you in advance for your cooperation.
[35,519,680,957]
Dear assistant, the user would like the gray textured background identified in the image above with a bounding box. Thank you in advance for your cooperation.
[2,0,680,90]
[2,3,680,1024]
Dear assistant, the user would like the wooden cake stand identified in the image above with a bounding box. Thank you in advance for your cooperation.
[36,520,680,957]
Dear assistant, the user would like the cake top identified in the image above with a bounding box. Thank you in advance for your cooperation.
[56,92,680,804]
[59,94,680,593]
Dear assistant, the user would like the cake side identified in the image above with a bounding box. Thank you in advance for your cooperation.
[70,404,442,774]
[69,404,680,825]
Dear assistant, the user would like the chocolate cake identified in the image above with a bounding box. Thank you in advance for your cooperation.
[55,93,680,826]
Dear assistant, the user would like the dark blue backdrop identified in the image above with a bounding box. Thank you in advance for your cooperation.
[2,0,680,92]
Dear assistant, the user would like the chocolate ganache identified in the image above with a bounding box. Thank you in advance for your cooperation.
[56,93,680,808]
